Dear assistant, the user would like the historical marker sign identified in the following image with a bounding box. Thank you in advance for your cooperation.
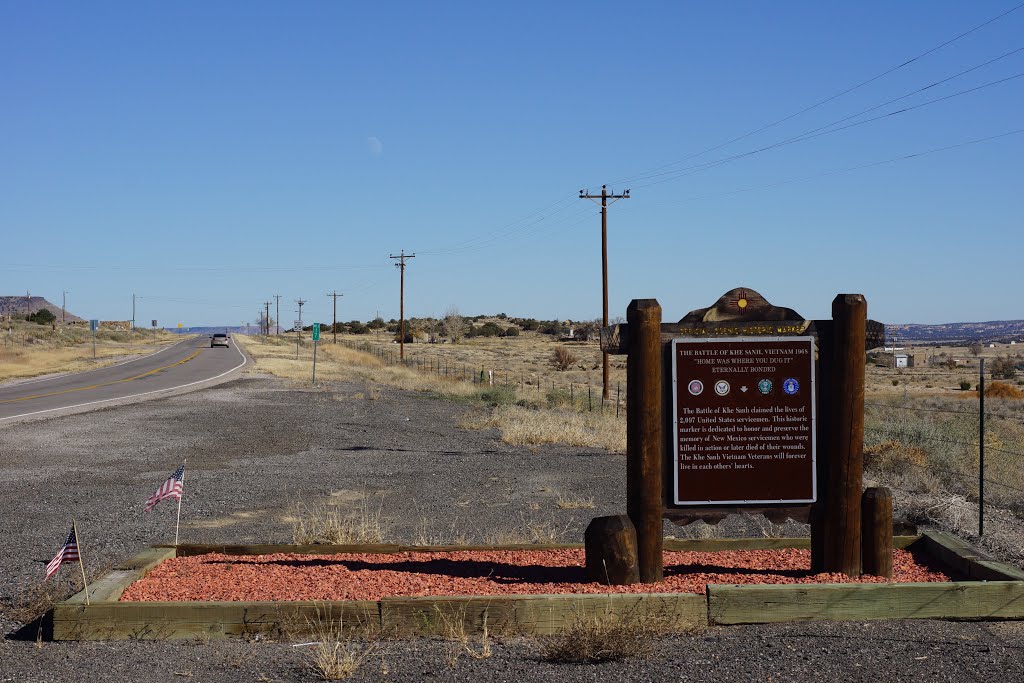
[671,336,816,505]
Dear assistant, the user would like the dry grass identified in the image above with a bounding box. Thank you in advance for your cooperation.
[555,492,596,510]
[301,605,379,681]
[0,326,180,381]
[537,599,686,664]
[291,498,385,545]
[241,334,628,454]
[461,405,625,453]
[432,604,492,669]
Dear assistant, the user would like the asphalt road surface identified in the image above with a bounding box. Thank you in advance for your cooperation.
[0,335,247,424]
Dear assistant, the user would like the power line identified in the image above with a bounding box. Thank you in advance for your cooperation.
[610,2,1024,187]
[651,128,1024,206]
[630,71,1024,190]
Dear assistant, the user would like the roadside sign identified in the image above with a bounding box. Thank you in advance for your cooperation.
[312,323,321,342]
[294,320,302,332]
[151,319,157,328]
[177,323,183,329]
[89,319,98,332]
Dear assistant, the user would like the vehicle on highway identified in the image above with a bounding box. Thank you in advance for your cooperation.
[210,333,230,348]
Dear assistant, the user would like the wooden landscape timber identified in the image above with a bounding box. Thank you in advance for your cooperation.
[50,531,1023,641]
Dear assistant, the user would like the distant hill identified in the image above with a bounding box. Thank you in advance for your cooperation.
[887,320,1024,344]
[0,295,82,322]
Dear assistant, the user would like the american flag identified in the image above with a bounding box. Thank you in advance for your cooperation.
[145,464,185,512]
[45,527,79,581]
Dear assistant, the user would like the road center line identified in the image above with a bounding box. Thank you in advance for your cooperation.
[0,349,203,404]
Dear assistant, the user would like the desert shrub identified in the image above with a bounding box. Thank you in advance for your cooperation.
[959,380,972,391]
[28,309,56,325]
[892,379,899,386]
[502,326,520,337]
[551,347,578,371]
[477,385,516,407]
[991,355,1018,380]
[985,382,1024,399]
[348,321,369,334]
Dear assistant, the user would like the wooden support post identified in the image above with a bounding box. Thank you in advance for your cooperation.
[626,299,663,583]
[823,294,867,576]
[584,515,639,585]
[862,487,893,579]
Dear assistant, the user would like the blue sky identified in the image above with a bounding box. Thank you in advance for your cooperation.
[2,1,1021,327]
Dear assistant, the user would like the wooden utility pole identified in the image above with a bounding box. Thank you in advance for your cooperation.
[264,301,271,335]
[327,291,343,344]
[390,252,415,361]
[62,290,68,325]
[580,185,630,400]
[625,298,663,583]
[273,295,282,335]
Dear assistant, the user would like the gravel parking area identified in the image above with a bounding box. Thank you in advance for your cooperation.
[2,374,1021,682]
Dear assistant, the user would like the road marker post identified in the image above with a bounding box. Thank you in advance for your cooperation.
[89,319,98,359]
[312,323,320,384]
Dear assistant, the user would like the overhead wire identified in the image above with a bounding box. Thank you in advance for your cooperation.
[629,70,1024,190]
[648,128,1024,206]
[608,2,1024,187]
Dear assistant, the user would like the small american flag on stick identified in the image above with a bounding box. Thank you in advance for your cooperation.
[45,527,80,581]
[145,464,186,512]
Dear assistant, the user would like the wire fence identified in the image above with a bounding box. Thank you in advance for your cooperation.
[339,338,629,418]
[864,367,1024,536]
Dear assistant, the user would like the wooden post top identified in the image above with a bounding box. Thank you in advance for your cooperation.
[602,289,885,354]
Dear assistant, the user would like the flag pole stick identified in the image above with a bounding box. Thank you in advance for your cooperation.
[72,519,90,606]
[174,460,186,547]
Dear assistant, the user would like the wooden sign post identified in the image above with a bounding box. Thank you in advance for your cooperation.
[603,288,883,581]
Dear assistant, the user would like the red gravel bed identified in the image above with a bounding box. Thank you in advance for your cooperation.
[120,548,954,602]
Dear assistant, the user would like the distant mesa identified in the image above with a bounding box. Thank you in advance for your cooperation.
[0,296,83,322]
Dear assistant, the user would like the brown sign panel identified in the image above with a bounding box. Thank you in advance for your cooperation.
[671,336,816,505]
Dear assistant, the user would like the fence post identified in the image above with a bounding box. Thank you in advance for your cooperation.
[980,358,985,537]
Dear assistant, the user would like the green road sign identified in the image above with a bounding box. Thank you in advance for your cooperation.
[312,323,320,342]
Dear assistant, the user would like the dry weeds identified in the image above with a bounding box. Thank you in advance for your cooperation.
[301,605,379,681]
[537,599,688,664]
[291,498,385,545]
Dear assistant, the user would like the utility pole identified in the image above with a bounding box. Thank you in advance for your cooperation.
[327,291,343,344]
[62,290,68,325]
[132,293,136,331]
[264,301,272,335]
[273,295,282,335]
[25,290,31,319]
[295,298,306,359]
[580,185,630,400]
[389,251,416,361]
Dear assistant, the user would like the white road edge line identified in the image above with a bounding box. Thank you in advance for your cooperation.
[0,339,248,422]
[1,337,190,388]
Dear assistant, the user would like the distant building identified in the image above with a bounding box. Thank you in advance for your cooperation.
[894,354,910,368]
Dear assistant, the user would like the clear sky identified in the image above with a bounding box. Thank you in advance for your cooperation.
[2,1,1021,327]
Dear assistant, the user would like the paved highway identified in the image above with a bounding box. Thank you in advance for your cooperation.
[0,335,247,424]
